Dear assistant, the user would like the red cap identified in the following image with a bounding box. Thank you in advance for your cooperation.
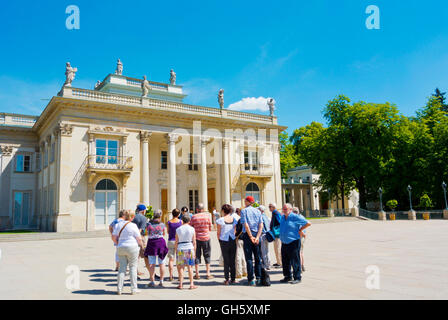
[245,196,255,203]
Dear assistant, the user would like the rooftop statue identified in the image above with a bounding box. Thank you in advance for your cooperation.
[64,62,78,87]
[267,98,276,116]
[141,75,150,97]
[115,59,123,75]
[218,89,224,109]
[170,69,176,85]
[94,80,101,89]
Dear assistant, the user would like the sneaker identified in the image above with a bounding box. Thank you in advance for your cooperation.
[280,277,292,283]
[144,281,155,288]
[158,281,164,287]
[131,289,141,295]
[230,280,237,285]
[290,279,301,284]
[247,280,256,286]
[256,279,262,286]
[273,263,281,268]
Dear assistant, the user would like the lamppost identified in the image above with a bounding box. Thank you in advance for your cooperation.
[442,181,447,210]
[328,187,332,210]
[378,187,383,211]
[314,192,318,211]
[407,185,413,211]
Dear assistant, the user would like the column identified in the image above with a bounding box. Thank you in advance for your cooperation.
[282,187,286,205]
[140,131,151,205]
[222,139,231,204]
[166,133,179,211]
[299,187,304,211]
[0,145,13,229]
[200,137,210,211]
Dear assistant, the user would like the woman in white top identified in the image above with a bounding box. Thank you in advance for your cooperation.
[175,214,197,290]
[112,210,145,295]
[216,204,238,285]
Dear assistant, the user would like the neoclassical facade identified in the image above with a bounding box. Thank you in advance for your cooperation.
[0,65,285,232]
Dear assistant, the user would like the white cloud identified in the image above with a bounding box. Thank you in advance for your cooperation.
[227,96,269,112]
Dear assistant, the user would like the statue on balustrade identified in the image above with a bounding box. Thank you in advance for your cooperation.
[64,62,78,87]
[267,98,276,117]
[141,75,150,97]
[115,58,123,75]
[218,89,224,109]
[170,69,176,85]
[94,80,101,89]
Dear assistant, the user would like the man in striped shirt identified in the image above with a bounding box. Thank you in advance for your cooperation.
[190,203,214,280]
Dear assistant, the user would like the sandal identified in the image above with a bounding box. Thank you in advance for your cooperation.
[194,275,200,280]
[189,285,198,290]
[206,275,214,280]
[177,285,183,290]
[223,280,229,285]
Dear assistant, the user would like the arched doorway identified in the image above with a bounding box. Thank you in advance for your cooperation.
[94,179,118,229]
[245,182,260,203]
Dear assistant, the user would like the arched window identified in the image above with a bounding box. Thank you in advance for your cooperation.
[245,182,260,203]
[95,179,117,191]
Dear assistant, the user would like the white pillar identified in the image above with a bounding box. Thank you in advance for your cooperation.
[222,139,231,204]
[166,133,179,211]
[200,137,209,211]
[140,131,151,205]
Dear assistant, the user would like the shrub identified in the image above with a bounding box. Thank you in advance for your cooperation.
[418,194,434,210]
[386,199,398,211]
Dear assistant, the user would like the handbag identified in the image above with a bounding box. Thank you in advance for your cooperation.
[265,230,275,243]
[261,268,271,286]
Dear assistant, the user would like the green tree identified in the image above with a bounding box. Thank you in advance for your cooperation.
[279,131,300,177]
[431,88,448,112]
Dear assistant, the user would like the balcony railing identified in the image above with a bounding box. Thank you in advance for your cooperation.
[87,155,133,171]
[240,163,273,177]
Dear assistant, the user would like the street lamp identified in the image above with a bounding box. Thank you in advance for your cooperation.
[328,188,332,210]
[442,181,447,210]
[407,185,413,211]
[314,193,318,211]
[378,187,383,211]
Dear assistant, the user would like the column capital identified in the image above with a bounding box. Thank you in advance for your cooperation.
[222,138,231,148]
[0,145,13,156]
[58,122,73,137]
[165,133,180,144]
[200,136,212,146]
[140,131,152,143]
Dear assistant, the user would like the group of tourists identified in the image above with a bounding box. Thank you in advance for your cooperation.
[109,196,311,295]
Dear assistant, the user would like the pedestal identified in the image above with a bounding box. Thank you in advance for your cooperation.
[443,209,448,219]
[408,210,416,221]
[351,207,359,217]
[378,211,387,221]
[327,209,334,218]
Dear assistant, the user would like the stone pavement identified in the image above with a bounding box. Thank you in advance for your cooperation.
[0,218,447,300]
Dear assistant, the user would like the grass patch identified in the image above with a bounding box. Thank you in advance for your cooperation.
[0,230,37,234]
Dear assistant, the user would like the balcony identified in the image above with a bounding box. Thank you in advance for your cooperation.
[86,155,133,172]
[240,163,273,178]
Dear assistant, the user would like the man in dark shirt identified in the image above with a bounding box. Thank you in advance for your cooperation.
[269,203,282,268]
[133,204,148,277]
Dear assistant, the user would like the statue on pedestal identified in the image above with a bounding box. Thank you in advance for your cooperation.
[141,75,150,97]
[218,89,224,109]
[115,59,123,75]
[94,80,101,89]
[267,98,276,116]
[170,69,176,85]
[64,62,78,87]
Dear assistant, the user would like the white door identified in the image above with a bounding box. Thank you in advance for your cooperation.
[94,179,118,229]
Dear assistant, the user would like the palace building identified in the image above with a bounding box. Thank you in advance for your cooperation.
[0,62,285,232]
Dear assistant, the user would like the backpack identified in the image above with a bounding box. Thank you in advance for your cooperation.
[261,268,271,286]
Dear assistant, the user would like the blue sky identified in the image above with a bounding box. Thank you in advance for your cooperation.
[1,0,448,134]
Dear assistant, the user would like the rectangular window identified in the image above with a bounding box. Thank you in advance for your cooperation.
[44,150,48,167]
[16,154,31,172]
[161,151,167,170]
[189,189,199,213]
[188,153,198,171]
[36,152,41,171]
[96,139,118,164]
[244,151,258,171]
[13,191,31,226]
[50,142,55,163]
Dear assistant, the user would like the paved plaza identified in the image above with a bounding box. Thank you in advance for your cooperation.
[0,218,447,300]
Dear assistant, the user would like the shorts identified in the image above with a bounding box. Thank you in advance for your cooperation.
[147,255,166,265]
[195,239,211,265]
[167,240,176,259]
[176,249,195,266]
